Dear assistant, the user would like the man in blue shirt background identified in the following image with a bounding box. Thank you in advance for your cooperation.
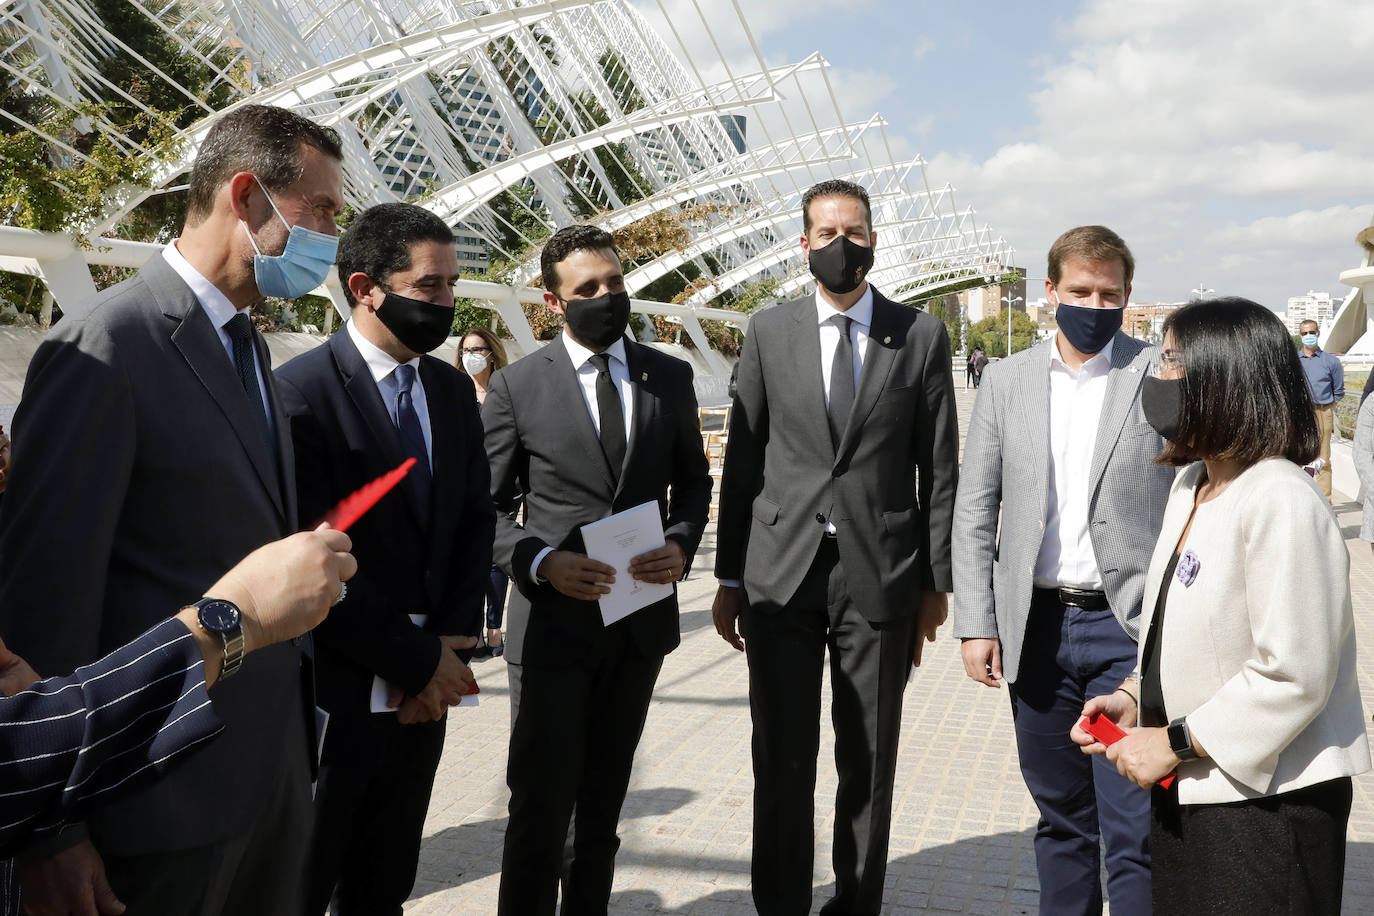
[1298,319,1344,500]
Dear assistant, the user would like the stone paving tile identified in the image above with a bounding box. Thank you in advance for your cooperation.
[409,375,1374,914]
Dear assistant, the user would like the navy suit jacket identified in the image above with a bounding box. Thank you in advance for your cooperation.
[0,255,305,856]
[0,619,222,858]
[275,329,495,718]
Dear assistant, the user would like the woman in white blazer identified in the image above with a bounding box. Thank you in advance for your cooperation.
[1071,298,1370,914]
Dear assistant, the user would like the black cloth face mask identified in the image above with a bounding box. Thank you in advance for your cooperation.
[1141,375,1183,441]
[808,236,875,295]
[562,290,631,350]
[375,290,454,355]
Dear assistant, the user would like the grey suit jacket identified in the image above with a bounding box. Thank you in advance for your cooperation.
[952,331,1173,684]
[715,289,959,619]
[482,337,712,666]
[0,254,305,856]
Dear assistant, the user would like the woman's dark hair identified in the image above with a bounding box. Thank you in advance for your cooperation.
[1157,297,1319,467]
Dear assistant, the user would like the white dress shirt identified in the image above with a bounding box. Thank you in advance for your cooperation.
[162,241,274,437]
[531,330,635,581]
[345,318,433,464]
[817,287,873,409]
[1033,336,1114,590]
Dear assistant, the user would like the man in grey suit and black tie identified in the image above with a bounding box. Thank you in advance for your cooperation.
[713,179,958,915]
[953,226,1174,915]
[484,225,711,913]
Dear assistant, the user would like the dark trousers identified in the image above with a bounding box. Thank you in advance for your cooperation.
[302,714,446,916]
[741,538,916,916]
[498,623,663,915]
[486,564,509,630]
[1009,595,1151,916]
[1151,777,1352,914]
[101,721,314,916]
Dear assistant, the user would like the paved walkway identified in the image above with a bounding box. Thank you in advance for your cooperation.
[410,376,1374,914]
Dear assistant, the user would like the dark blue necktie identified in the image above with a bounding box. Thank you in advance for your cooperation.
[394,363,432,523]
[828,314,855,448]
[225,313,273,454]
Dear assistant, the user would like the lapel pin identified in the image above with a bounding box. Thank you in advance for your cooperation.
[641,372,648,381]
[883,336,891,344]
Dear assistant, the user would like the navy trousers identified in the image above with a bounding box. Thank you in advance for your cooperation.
[1008,594,1152,916]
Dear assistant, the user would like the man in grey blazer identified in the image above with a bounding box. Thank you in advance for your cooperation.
[0,105,344,915]
[713,180,958,915]
[952,226,1173,916]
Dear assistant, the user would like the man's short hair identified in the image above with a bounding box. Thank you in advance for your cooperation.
[186,105,343,221]
[1156,297,1319,467]
[1047,225,1135,289]
[337,203,455,307]
[1300,320,1319,332]
[801,179,872,234]
[540,225,619,295]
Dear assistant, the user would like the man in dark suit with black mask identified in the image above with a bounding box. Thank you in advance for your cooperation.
[275,202,493,916]
[713,179,959,915]
[484,225,711,914]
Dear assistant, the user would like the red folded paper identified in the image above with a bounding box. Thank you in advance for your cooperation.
[1080,712,1177,790]
[321,458,417,532]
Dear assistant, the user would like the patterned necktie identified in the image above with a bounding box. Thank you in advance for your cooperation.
[225,313,273,453]
[394,363,432,523]
[589,353,626,484]
[828,314,855,448]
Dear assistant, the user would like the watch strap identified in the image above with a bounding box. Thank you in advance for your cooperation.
[1167,717,1199,761]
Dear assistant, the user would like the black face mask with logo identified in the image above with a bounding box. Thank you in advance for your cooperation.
[375,290,455,355]
[562,290,631,349]
[808,236,875,295]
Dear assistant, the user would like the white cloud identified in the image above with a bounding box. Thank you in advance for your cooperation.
[930,0,1374,304]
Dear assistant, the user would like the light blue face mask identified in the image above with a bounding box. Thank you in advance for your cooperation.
[242,176,338,299]
[1301,334,1319,348]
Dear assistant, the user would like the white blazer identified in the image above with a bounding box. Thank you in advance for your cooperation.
[1139,458,1370,805]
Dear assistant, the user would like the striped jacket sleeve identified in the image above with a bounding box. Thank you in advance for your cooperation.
[0,618,222,856]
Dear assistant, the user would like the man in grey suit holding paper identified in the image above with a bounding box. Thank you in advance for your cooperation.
[953,226,1173,916]
[483,225,710,914]
[712,179,958,916]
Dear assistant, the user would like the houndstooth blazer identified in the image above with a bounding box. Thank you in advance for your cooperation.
[951,331,1174,684]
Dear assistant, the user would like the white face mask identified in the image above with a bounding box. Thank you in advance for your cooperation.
[461,351,489,375]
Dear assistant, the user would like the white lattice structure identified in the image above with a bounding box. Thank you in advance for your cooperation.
[0,0,1014,369]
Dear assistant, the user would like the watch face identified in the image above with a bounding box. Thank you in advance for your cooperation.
[198,599,241,634]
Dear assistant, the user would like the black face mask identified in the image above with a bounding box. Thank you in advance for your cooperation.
[1141,376,1183,441]
[374,290,454,355]
[562,290,631,350]
[808,236,875,295]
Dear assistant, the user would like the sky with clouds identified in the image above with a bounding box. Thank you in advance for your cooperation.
[631,0,1374,309]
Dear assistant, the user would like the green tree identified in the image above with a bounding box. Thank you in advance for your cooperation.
[966,308,1036,358]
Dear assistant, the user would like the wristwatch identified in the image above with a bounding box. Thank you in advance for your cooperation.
[190,597,245,680]
[1167,717,1199,761]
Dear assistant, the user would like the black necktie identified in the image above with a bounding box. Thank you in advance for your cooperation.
[225,313,273,453]
[394,363,432,523]
[828,314,855,447]
[589,353,626,484]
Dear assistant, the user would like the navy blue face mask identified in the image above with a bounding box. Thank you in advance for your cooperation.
[1054,299,1123,355]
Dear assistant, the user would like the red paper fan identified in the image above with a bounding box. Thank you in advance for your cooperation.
[321,458,417,532]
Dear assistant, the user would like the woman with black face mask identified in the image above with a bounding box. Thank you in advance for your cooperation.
[1071,298,1370,914]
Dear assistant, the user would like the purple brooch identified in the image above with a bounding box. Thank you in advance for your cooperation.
[1176,550,1200,587]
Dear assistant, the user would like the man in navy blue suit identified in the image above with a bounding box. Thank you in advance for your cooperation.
[276,203,494,916]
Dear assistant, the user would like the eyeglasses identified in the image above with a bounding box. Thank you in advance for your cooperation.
[460,346,492,355]
[1150,349,1184,378]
